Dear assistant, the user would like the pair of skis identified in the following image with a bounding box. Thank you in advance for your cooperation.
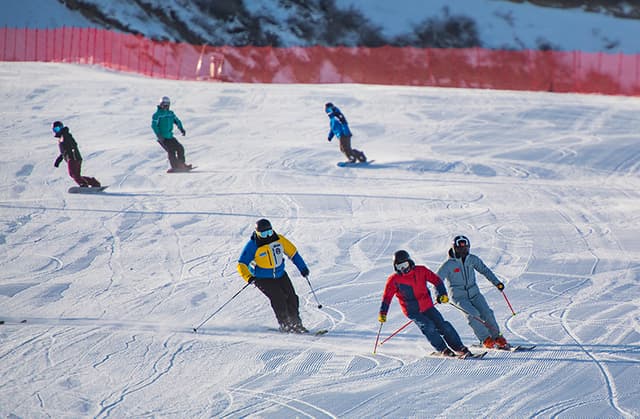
[265,327,328,336]
[473,344,537,352]
[427,344,536,360]
[428,350,488,360]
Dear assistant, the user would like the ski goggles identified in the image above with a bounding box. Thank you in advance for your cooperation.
[395,261,411,272]
[52,125,62,133]
[454,238,469,248]
[256,229,273,238]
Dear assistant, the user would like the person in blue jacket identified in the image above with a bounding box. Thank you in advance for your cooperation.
[325,102,366,163]
[237,219,310,333]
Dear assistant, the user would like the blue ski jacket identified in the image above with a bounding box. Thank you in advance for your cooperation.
[327,107,352,140]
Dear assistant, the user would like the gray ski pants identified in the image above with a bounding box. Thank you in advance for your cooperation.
[454,292,501,343]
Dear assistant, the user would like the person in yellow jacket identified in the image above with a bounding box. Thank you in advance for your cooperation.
[237,219,310,333]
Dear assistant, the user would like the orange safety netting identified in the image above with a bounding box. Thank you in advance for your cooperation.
[2,27,639,96]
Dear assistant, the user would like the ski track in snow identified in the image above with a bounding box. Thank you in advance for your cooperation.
[1,63,640,418]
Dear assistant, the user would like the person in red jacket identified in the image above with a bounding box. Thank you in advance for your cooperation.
[378,250,471,357]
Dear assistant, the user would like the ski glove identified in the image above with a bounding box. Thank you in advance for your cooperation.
[496,282,504,291]
[327,137,332,142]
[437,294,449,304]
[378,313,387,323]
[180,128,186,136]
[54,155,63,168]
[247,276,256,284]
[300,267,309,277]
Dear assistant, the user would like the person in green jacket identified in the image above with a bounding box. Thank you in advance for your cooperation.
[151,96,192,172]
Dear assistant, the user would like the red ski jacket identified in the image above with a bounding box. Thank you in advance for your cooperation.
[379,265,447,317]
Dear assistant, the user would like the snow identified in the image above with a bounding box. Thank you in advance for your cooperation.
[1,62,640,418]
[2,0,640,53]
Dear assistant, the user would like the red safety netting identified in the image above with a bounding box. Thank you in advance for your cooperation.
[2,27,639,96]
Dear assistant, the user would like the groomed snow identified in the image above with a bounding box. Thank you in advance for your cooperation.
[1,62,639,418]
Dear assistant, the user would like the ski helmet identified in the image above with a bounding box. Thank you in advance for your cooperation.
[255,218,274,238]
[325,102,334,114]
[52,121,64,134]
[452,235,470,258]
[393,250,415,274]
[159,96,170,109]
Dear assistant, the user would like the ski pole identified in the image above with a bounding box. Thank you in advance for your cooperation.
[501,290,516,316]
[379,320,413,346]
[193,282,252,333]
[304,275,323,309]
[373,322,384,354]
[448,301,500,335]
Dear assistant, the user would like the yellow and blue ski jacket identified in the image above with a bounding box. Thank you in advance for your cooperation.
[237,232,308,281]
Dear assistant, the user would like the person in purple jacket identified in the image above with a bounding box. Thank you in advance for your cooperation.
[325,102,366,163]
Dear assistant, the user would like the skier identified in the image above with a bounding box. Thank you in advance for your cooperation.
[237,219,310,333]
[151,96,192,172]
[51,121,101,188]
[325,102,366,164]
[378,250,472,357]
[436,235,510,349]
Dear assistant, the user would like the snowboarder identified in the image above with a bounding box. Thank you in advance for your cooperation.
[51,121,101,188]
[237,219,310,334]
[151,96,192,172]
[436,235,510,349]
[378,250,472,357]
[325,102,366,164]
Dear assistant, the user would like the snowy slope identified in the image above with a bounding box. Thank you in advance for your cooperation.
[1,62,640,418]
[2,0,640,52]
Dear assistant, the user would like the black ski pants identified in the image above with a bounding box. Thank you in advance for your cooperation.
[254,272,301,329]
[338,135,365,162]
[158,137,185,169]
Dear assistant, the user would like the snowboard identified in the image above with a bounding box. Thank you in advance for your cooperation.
[167,166,197,173]
[337,160,374,167]
[0,319,27,325]
[68,185,108,194]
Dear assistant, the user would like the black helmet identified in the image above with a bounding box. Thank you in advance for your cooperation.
[393,250,415,274]
[452,235,470,258]
[52,121,64,134]
[255,218,272,232]
[325,102,334,114]
[255,218,274,238]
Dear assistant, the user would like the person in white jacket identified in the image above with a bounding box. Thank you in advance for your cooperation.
[436,235,510,349]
